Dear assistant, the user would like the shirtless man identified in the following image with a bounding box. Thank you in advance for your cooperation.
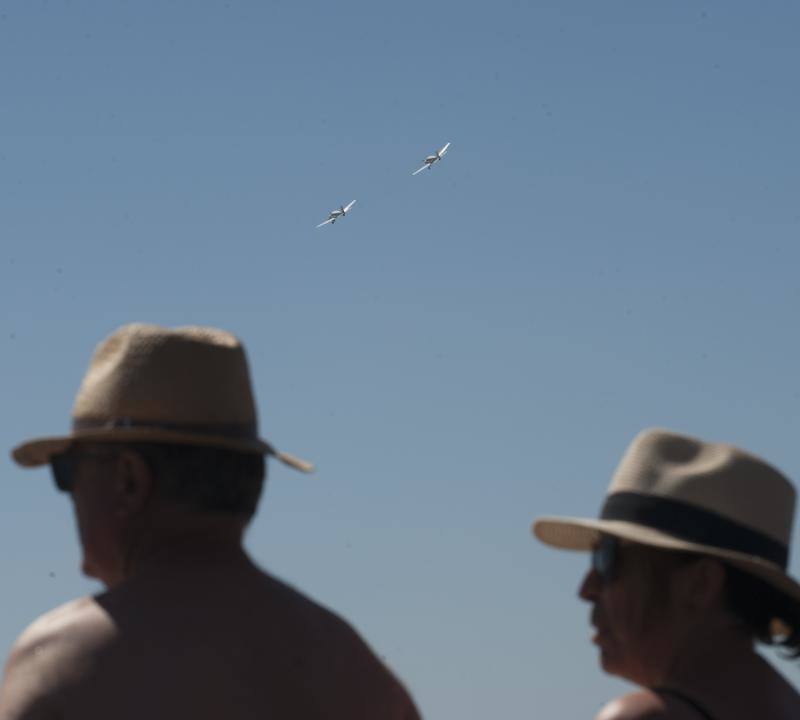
[0,323,420,720]
[534,428,800,720]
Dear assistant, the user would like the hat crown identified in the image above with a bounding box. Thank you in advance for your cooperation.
[610,428,796,546]
[72,323,258,428]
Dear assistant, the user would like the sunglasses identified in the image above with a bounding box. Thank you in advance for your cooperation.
[591,534,620,583]
[50,448,118,493]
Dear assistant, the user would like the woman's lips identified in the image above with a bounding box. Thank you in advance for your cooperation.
[590,619,606,645]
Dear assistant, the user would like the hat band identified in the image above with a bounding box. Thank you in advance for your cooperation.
[601,491,789,569]
[72,417,259,442]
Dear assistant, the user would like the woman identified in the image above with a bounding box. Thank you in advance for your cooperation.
[534,428,800,719]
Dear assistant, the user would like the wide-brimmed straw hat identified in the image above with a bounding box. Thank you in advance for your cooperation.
[533,428,800,603]
[12,323,313,473]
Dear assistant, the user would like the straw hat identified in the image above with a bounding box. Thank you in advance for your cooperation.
[12,323,313,473]
[533,428,800,602]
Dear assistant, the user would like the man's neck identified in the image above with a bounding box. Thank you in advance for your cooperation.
[111,510,252,587]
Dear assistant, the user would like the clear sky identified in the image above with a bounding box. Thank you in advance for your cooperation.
[2,1,800,716]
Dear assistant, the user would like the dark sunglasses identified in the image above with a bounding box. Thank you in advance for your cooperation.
[50,448,118,493]
[591,534,620,583]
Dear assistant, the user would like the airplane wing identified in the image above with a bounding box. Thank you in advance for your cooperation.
[343,199,357,212]
[315,218,334,228]
[412,164,428,176]
[439,142,450,156]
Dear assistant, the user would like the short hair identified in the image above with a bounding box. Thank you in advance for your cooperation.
[127,442,266,516]
[723,564,800,657]
[632,543,800,657]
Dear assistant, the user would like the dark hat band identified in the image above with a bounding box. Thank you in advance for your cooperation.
[72,417,262,443]
[601,492,789,569]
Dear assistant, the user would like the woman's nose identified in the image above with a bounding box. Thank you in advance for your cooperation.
[578,567,601,602]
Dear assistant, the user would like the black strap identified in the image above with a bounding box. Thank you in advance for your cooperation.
[601,492,788,569]
[73,417,260,442]
[653,687,716,720]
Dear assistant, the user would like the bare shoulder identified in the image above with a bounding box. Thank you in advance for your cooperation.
[0,597,114,719]
[595,690,700,720]
[21,595,110,639]
[260,572,376,656]
[12,594,115,662]
[263,574,421,719]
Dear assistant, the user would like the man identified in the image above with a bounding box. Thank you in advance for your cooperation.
[533,428,800,719]
[0,323,420,720]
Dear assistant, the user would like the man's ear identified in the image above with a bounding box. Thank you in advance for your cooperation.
[112,449,154,517]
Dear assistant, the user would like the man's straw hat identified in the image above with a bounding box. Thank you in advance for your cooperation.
[533,428,800,602]
[12,323,313,473]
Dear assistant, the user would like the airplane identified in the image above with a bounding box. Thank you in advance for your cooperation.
[412,142,450,176]
[316,199,357,228]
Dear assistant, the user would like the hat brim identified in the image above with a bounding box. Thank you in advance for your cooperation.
[13,429,314,473]
[533,515,800,604]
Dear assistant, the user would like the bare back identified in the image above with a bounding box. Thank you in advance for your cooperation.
[0,558,420,720]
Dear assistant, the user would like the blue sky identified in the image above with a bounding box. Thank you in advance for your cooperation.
[2,1,800,716]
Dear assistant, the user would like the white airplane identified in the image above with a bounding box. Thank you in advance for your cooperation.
[412,142,450,176]
[316,199,357,228]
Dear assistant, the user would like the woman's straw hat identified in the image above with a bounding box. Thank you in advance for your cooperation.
[12,323,313,473]
[533,428,800,602]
